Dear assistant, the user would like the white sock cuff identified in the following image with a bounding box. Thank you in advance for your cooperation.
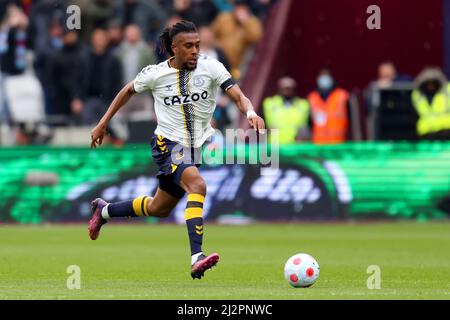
[101,204,110,220]
[191,252,203,265]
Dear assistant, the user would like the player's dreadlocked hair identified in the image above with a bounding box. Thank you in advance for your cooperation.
[159,20,198,57]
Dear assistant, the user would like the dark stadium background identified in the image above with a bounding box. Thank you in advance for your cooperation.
[250,0,443,97]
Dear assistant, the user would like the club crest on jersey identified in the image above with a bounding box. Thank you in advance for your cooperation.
[193,75,205,87]
[163,90,208,106]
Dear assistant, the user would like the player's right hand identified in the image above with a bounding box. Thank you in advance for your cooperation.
[248,114,266,134]
[90,123,107,149]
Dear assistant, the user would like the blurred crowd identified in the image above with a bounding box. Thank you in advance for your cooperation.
[1,0,449,146]
[264,62,450,145]
[0,0,272,144]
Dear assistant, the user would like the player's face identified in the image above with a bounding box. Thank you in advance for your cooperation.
[172,32,200,71]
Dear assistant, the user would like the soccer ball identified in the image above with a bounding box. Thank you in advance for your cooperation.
[284,253,320,288]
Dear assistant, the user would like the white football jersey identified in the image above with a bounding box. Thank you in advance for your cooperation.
[133,54,234,147]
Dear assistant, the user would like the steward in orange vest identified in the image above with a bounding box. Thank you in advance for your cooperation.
[307,70,350,144]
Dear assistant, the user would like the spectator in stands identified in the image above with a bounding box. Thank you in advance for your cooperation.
[106,19,123,52]
[115,24,157,85]
[365,61,412,111]
[212,0,233,12]
[244,0,275,19]
[263,77,310,144]
[364,61,413,139]
[116,0,167,43]
[71,0,120,43]
[114,24,156,118]
[411,67,450,140]
[80,28,122,126]
[0,4,29,122]
[0,4,29,76]
[376,61,397,88]
[199,25,230,71]
[212,0,262,79]
[0,3,53,145]
[307,69,350,144]
[45,29,87,122]
[174,0,218,27]
[372,61,412,89]
[31,20,65,115]
[28,0,66,84]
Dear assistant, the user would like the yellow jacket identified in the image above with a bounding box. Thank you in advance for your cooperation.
[263,95,310,144]
[411,83,450,136]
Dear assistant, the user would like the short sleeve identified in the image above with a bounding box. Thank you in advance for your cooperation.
[133,65,156,93]
[210,58,234,90]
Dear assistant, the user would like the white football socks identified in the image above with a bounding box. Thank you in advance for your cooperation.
[191,252,203,265]
[101,204,110,220]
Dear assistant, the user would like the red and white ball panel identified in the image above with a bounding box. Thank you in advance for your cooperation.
[284,253,320,288]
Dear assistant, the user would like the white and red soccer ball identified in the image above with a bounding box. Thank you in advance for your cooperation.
[284,253,320,288]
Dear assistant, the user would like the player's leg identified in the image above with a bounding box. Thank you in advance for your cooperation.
[179,166,219,279]
[146,187,182,218]
[88,186,181,240]
[103,187,181,218]
[89,134,185,240]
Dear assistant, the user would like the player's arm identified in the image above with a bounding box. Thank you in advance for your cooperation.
[225,84,265,132]
[90,81,136,149]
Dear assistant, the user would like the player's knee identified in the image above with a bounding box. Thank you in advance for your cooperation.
[186,175,207,195]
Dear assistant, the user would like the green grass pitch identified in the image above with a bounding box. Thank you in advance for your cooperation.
[0,222,449,299]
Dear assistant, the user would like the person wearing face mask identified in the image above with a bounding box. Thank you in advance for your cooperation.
[307,69,350,144]
[262,76,310,144]
[411,67,450,140]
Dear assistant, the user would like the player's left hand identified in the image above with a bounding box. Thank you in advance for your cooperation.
[248,114,266,134]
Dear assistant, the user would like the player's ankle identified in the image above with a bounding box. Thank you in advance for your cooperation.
[191,251,203,265]
[101,204,110,220]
